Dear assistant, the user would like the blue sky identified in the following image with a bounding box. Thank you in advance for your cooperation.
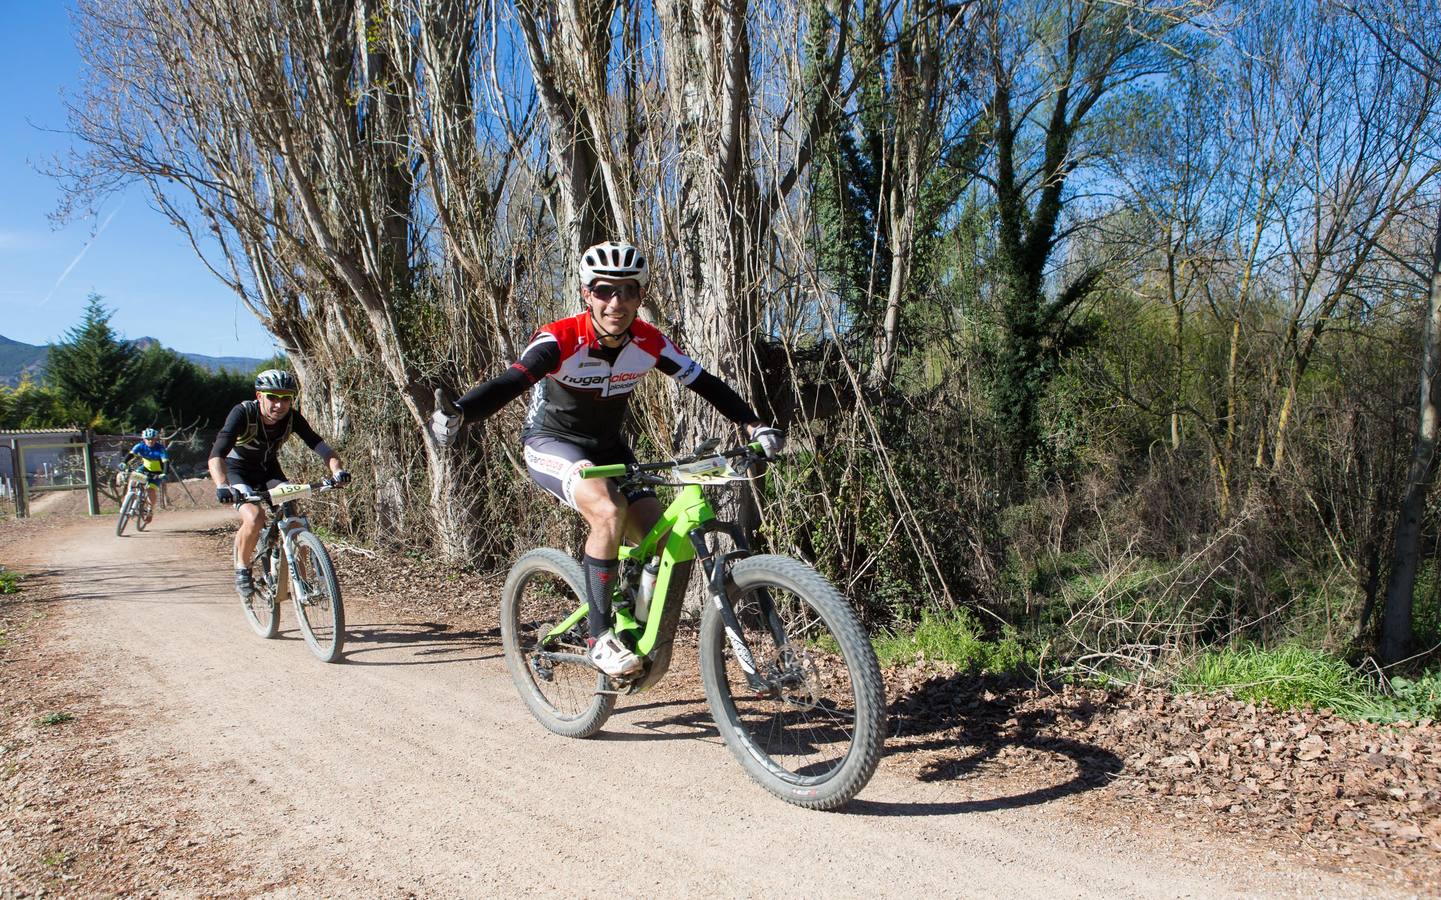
[0,3,277,359]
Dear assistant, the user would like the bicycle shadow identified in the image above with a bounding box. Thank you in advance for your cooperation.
[340,621,503,666]
[592,673,1122,815]
[595,696,721,743]
[847,672,1123,816]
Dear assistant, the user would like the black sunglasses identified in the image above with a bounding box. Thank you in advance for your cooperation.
[588,283,640,302]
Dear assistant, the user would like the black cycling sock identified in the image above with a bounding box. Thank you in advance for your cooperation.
[582,554,619,639]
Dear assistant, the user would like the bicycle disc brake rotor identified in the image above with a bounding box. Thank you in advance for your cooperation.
[768,645,827,709]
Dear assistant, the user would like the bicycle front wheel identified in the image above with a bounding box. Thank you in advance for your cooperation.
[135,497,151,531]
[115,492,135,536]
[242,546,281,639]
[290,531,345,662]
[700,554,887,810]
[501,548,614,738]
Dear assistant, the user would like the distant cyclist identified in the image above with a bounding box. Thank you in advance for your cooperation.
[126,427,168,525]
[208,370,350,599]
[430,240,784,677]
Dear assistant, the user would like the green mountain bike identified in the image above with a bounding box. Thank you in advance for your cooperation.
[236,479,346,663]
[500,440,887,809]
[115,468,154,536]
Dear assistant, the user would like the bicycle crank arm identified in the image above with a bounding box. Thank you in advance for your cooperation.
[535,650,590,668]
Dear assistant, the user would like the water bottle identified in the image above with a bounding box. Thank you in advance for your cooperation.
[634,558,660,621]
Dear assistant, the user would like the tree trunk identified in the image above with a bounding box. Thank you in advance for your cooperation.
[1380,208,1441,665]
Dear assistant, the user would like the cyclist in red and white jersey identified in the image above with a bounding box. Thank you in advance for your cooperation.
[431,240,784,677]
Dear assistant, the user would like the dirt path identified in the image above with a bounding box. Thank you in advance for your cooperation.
[0,510,1398,896]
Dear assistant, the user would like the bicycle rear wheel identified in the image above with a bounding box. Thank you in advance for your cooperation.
[700,554,887,810]
[290,531,345,663]
[501,548,614,738]
[115,492,135,536]
[242,546,281,639]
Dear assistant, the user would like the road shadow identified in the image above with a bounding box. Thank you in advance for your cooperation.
[340,621,503,666]
[10,562,235,606]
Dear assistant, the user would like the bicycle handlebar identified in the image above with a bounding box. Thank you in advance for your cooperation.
[234,477,342,507]
[579,441,769,483]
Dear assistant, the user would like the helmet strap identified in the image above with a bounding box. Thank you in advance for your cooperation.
[589,308,629,345]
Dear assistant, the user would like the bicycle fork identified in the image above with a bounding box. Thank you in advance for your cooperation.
[689,525,789,694]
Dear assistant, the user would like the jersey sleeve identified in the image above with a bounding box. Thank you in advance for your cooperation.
[456,331,562,422]
[685,371,761,427]
[290,411,326,453]
[209,405,246,459]
[650,332,703,386]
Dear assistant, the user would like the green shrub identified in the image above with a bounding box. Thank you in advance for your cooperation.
[1177,644,1441,723]
[874,608,1038,675]
[1177,644,1374,717]
[1371,672,1441,724]
[0,566,21,595]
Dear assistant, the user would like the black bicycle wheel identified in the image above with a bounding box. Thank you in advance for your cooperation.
[242,546,281,639]
[135,496,150,531]
[115,491,135,537]
[699,554,887,810]
[290,531,345,663]
[501,548,615,738]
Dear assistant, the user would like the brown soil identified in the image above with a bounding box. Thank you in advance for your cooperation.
[0,509,1432,895]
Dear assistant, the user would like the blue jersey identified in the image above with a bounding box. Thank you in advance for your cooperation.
[129,441,168,473]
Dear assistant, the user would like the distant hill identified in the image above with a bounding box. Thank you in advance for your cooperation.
[0,335,50,386]
[0,334,269,387]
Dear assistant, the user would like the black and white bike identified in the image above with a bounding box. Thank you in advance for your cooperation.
[236,479,346,663]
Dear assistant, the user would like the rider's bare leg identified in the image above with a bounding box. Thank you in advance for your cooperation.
[624,496,662,545]
[234,504,265,569]
[574,478,627,638]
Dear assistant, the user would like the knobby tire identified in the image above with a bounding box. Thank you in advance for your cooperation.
[501,548,615,738]
[699,554,886,810]
[290,531,344,663]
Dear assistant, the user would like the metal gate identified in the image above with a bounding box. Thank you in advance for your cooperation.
[1,429,100,518]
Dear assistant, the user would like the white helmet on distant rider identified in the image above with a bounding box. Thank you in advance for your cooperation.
[579,241,649,287]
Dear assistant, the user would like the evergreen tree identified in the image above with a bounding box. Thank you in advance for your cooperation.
[45,294,140,429]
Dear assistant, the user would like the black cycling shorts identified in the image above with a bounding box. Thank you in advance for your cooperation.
[225,461,286,497]
[523,437,656,510]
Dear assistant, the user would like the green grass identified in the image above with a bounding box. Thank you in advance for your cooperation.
[873,608,1038,675]
[0,565,21,594]
[1177,644,1441,723]
[42,850,73,869]
[35,711,74,727]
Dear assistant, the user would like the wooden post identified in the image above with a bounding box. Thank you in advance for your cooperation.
[11,440,27,518]
[83,430,100,516]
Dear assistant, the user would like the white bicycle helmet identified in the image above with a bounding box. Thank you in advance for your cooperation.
[579,241,649,287]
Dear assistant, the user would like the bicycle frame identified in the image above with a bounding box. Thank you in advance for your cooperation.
[246,483,323,602]
[125,472,152,513]
[540,447,783,694]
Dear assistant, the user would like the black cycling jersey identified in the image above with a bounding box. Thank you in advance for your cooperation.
[209,400,331,473]
[456,312,759,451]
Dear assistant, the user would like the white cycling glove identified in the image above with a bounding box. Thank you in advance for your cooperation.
[430,407,462,447]
[750,425,785,459]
